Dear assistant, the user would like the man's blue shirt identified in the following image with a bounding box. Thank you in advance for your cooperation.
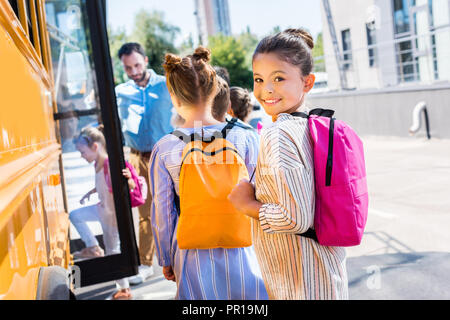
[115,69,174,152]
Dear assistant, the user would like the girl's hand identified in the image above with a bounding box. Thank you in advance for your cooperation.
[123,168,136,190]
[80,191,92,205]
[162,266,176,282]
[228,179,263,220]
[122,168,132,179]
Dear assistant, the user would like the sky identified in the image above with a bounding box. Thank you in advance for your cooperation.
[106,0,323,46]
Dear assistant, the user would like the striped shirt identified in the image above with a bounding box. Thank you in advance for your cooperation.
[253,112,349,300]
[149,122,268,300]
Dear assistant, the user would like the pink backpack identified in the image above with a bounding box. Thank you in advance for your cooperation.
[292,109,369,247]
[103,159,147,208]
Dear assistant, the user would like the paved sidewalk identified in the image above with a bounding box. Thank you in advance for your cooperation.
[74,262,177,300]
[346,135,450,299]
[348,135,450,257]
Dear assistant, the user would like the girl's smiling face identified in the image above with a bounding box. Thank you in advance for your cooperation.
[252,52,315,117]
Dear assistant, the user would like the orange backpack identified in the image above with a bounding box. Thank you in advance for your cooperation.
[172,119,252,249]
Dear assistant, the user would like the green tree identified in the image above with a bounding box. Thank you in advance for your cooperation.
[108,26,129,85]
[236,26,260,71]
[132,9,180,75]
[312,32,325,72]
[208,34,253,89]
[269,25,282,35]
[178,33,195,57]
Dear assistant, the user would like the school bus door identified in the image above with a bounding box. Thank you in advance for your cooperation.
[46,0,139,288]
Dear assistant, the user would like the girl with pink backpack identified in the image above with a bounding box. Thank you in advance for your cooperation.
[71,126,146,300]
[229,28,368,300]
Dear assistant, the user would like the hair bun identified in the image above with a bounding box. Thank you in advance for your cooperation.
[96,124,105,133]
[193,46,211,62]
[284,28,314,50]
[163,53,182,73]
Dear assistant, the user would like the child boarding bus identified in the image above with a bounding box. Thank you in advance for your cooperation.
[0,0,139,299]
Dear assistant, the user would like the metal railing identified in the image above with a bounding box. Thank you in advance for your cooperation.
[409,101,431,140]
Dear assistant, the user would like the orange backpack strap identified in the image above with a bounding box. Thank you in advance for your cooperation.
[171,118,238,143]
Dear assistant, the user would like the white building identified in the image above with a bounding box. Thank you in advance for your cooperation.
[194,0,232,45]
[321,0,450,91]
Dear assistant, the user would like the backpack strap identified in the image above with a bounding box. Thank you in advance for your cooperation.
[309,108,335,118]
[326,117,335,187]
[171,118,238,143]
[290,112,308,119]
[174,191,181,216]
[221,118,238,139]
[102,158,113,193]
[297,228,318,242]
[171,130,200,143]
[291,108,335,119]
[291,109,335,186]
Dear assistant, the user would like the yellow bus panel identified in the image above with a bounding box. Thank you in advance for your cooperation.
[0,2,70,300]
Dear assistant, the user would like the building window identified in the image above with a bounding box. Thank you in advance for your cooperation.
[396,40,419,82]
[212,0,231,36]
[366,22,377,67]
[393,0,415,35]
[341,29,352,70]
[392,0,423,83]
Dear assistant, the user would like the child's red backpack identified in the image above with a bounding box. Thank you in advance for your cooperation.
[103,159,147,208]
[292,108,369,247]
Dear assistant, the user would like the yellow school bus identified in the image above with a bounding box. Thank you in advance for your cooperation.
[0,0,139,300]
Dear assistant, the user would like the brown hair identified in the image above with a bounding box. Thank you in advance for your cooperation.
[163,46,217,106]
[118,42,146,59]
[73,125,106,148]
[212,76,230,121]
[214,66,230,86]
[253,28,314,77]
[230,87,252,122]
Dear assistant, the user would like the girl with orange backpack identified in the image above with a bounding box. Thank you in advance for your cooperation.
[148,47,268,300]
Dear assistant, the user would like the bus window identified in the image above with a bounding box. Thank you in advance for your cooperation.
[45,0,139,287]
[8,0,42,59]
[29,0,43,60]
[7,1,19,18]
[23,1,34,46]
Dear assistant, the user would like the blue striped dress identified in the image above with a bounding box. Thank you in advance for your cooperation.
[149,123,268,300]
